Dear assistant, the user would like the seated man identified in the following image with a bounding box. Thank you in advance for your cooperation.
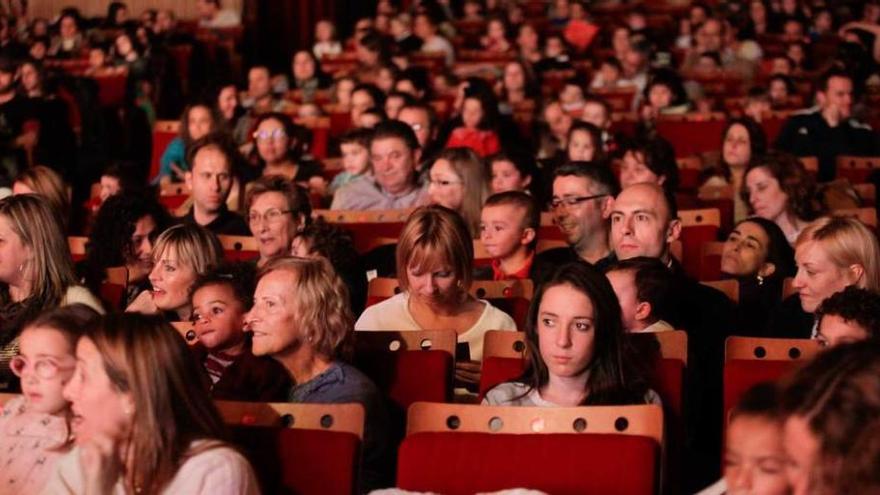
[815,285,880,348]
[605,256,674,333]
[776,68,880,181]
[182,134,249,235]
[476,191,539,280]
[196,0,240,28]
[331,120,427,211]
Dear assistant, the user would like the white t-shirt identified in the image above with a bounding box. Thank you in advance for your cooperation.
[355,292,517,361]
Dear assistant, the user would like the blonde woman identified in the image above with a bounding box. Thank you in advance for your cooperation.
[45,313,259,494]
[246,256,390,491]
[12,165,71,230]
[0,194,103,391]
[427,147,490,237]
[769,215,880,338]
[126,224,222,321]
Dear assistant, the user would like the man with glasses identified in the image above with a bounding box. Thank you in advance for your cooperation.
[532,162,618,284]
[182,134,248,235]
[331,120,427,211]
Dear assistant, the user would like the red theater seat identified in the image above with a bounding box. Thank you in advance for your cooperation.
[679,208,721,279]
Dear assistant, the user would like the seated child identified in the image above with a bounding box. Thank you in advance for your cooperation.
[329,128,373,195]
[605,257,674,333]
[697,382,789,495]
[0,305,100,493]
[188,263,291,401]
[446,92,501,157]
[476,191,539,280]
[815,286,880,348]
[313,20,342,59]
[487,152,535,194]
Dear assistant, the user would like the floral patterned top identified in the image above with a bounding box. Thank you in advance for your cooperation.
[0,396,71,494]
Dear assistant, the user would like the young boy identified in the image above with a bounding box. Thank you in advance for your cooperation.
[815,286,880,348]
[476,191,539,280]
[605,257,674,333]
[329,127,373,195]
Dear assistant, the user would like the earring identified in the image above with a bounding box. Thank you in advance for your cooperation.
[757,274,764,286]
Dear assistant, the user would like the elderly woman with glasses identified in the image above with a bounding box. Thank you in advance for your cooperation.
[245,175,312,268]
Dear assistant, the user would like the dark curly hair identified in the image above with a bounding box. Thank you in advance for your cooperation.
[742,150,822,222]
[189,261,257,311]
[294,218,359,276]
[816,286,880,341]
[83,194,172,295]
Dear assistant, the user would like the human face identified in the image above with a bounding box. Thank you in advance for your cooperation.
[246,269,301,357]
[406,253,459,306]
[63,337,132,445]
[503,63,525,92]
[217,85,238,120]
[769,80,789,103]
[783,415,819,495]
[610,184,678,260]
[371,137,416,195]
[115,35,133,57]
[385,95,405,120]
[745,167,788,222]
[0,215,30,287]
[335,79,355,107]
[340,142,370,175]
[254,118,290,165]
[620,151,662,189]
[544,103,572,141]
[60,16,76,38]
[491,159,529,193]
[724,416,790,495]
[187,146,233,215]
[724,124,753,168]
[290,235,313,258]
[581,102,609,130]
[817,314,870,348]
[15,326,75,414]
[248,67,271,100]
[249,191,300,261]
[462,98,484,129]
[127,215,157,283]
[99,175,121,202]
[20,63,39,93]
[480,204,530,259]
[350,89,375,124]
[648,84,673,109]
[537,284,595,380]
[428,158,465,211]
[722,221,771,277]
[398,107,432,148]
[292,51,316,82]
[191,283,247,351]
[567,129,596,162]
[793,240,859,313]
[187,106,213,142]
[148,246,197,316]
[697,19,723,51]
[552,175,608,250]
[818,76,853,120]
[606,270,639,331]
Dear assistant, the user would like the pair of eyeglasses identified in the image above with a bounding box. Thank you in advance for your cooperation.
[248,208,293,225]
[549,194,608,210]
[428,178,464,187]
[253,128,288,142]
[10,356,74,380]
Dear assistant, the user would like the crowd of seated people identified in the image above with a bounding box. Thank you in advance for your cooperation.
[3,0,880,493]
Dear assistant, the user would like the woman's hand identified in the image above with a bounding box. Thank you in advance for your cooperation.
[79,434,122,495]
[455,360,481,385]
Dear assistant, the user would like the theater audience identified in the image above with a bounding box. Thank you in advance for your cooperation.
[487,152,536,196]
[427,147,489,237]
[618,136,679,195]
[44,312,258,493]
[157,103,221,185]
[356,206,516,386]
[0,305,99,494]
[566,121,606,163]
[182,134,249,236]
[484,261,656,406]
[245,175,312,267]
[246,256,390,491]
[476,191,540,281]
[249,113,323,188]
[815,285,880,348]
[701,117,768,222]
[330,128,373,195]
[188,262,290,400]
[126,223,222,322]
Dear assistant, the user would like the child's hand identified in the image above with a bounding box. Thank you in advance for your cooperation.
[455,360,481,385]
[80,434,122,495]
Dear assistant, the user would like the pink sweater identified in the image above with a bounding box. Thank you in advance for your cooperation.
[0,396,72,494]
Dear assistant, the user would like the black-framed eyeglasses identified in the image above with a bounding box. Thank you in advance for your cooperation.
[549,194,608,210]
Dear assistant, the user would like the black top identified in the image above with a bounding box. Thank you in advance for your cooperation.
[182,205,250,236]
[765,293,815,339]
[531,247,616,286]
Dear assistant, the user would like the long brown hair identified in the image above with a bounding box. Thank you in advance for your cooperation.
[85,313,227,494]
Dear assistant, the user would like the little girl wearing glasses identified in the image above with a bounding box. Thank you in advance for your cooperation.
[0,304,100,493]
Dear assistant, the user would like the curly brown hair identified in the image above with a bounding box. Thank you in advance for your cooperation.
[741,151,822,222]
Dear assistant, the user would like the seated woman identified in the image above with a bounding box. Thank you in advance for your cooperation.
[356,206,517,386]
[245,175,312,268]
[496,60,539,110]
[157,103,221,185]
[427,147,489,237]
[483,261,656,406]
[81,194,171,309]
[277,50,332,95]
[188,262,291,401]
[249,112,324,191]
[701,117,768,222]
[720,217,795,335]
[126,224,223,322]
[0,195,104,391]
[768,215,880,338]
[445,88,503,158]
[566,121,607,163]
[44,313,259,494]
[618,136,680,196]
[0,305,99,493]
[246,257,390,491]
[12,165,70,230]
[742,151,821,245]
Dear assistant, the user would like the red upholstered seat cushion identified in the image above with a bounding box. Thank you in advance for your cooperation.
[479,356,526,400]
[230,426,360,495]
[398,431,658,495]
[356,350,453,409]
[723,359,800,424]
[680,224,719,279]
